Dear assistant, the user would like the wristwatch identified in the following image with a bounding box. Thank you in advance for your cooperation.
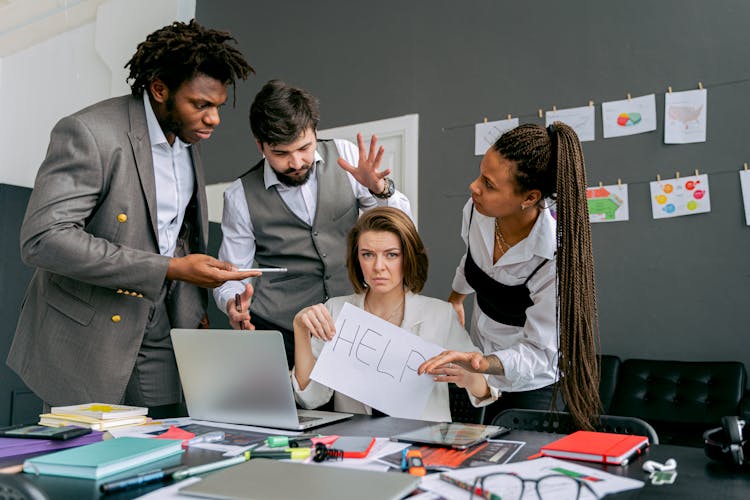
[370,177,395,199]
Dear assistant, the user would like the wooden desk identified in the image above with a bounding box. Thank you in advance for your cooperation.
[11,415,750,499]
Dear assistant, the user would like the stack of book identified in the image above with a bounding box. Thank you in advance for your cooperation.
[39,403,149,431]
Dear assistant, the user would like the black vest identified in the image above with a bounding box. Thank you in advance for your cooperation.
[464,205,551,327]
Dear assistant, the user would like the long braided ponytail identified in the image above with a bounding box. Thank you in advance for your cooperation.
[494,122,601,429]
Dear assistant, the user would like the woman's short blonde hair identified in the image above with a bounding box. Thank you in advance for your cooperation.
[346,207,428,294]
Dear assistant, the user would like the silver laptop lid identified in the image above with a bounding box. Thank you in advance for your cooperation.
[170,329,301,429]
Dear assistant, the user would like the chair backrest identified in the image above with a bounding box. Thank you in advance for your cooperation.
[598,354,621,414]
[610,359,746,446]
[448,383,485,424]
[492,409,659,444]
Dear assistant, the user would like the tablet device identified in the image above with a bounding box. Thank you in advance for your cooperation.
[390,423,509,449]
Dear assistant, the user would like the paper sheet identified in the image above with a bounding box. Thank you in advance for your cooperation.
[650,174,710,219]
[664,88,707,144]
[310,303,442,419]
[429,456,644,499]
[587,183,629,223]
[602,94,657,138]
[546,105,596,142]
[740,169,750,225]
[474,118,519,155]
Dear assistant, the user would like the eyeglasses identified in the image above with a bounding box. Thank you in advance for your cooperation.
[468,471,599,500]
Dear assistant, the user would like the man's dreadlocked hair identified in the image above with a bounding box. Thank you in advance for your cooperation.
[493,122,601,430]
[125,20,254,101]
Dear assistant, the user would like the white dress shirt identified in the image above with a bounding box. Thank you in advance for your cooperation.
[143,92,195,257]
[452,198,558,393]
[291,292,499,422]
[213,138,412,313]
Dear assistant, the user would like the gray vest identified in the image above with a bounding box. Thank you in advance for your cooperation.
[241,140,357,330]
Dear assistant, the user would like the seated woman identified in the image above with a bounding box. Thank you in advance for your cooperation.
[292,207,498,422]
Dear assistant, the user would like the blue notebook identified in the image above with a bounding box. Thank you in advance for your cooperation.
[23,437,183,479]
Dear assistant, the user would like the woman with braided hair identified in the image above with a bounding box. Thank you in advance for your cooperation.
[419,123,600,429]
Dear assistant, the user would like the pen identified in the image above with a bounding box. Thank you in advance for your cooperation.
[170,447,311,481]
[100,465,185,495]
[619,441,649,466]
[235,292,244,330]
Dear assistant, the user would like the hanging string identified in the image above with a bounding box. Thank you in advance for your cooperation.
[441,75,750,132]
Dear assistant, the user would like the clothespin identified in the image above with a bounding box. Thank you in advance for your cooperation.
[589,100,594,107]
[668,86,672,94]
[698,81,704,90]
[676,171,680,179]
[552,105,557,112]
[599,181,603,188]
[627,93,632,101]
[617,178,622,187]
[507,114,512,120]
[656,173,661,182]
[538,109,543,118]
[695,169,700,176]
[744,163,748,171]
[483,117,488,123]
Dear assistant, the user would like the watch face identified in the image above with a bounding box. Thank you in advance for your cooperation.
[411,457,424,467]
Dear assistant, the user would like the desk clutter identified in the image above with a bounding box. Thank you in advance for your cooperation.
[7,412,687,499]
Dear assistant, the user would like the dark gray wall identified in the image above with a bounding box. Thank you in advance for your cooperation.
[197,1,750,372]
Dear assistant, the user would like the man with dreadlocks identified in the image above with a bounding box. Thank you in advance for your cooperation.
[7,20,256,410]
[419,123,601,430]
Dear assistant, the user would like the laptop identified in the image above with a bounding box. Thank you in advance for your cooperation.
[170,329,352,430]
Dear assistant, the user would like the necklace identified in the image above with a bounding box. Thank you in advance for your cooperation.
[364,292,405,324]
[495,218,511,255]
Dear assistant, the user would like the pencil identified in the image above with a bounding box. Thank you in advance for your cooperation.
[235,293,244,330]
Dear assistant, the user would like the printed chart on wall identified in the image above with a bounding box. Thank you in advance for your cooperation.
[602,94,657,138]
[664,89,707,144]
[650,174,710,219]
[546,105,596,142]
[740,169,750,226]
[587,183,629,223]
[475,118,519,155]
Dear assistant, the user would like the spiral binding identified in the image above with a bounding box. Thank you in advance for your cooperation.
[312,443,344,462]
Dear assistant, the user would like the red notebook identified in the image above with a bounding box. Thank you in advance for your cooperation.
[539,430,649,465]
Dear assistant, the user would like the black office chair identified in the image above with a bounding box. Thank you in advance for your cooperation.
[492,408,659,444]
[448,383,486,424]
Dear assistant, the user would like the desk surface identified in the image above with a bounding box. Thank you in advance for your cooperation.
[14,415,750,499]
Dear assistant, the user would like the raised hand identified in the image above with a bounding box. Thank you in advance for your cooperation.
[337,133,390,193]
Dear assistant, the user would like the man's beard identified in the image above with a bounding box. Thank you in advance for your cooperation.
[277,164,314,187]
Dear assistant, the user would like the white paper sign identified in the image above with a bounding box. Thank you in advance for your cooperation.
[475,118,519,155]
[664,89,707,144]
[546,105,596,142]
[650,174,710,219]
[602,94,657,138]
[740,169,750,226]
[310,303,442,419]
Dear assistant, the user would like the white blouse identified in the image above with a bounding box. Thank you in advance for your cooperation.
[452,198,559,392]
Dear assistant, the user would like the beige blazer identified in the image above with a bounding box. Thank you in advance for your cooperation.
[6,95,208,406]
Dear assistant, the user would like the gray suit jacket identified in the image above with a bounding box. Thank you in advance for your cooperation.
[7,95,208,406]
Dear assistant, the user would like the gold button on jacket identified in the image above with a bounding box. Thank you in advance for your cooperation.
[117,213,128,223]
[111,315,122,323]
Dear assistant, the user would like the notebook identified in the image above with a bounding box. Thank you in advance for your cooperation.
[179,458,419,500]
[539,430,649,465]
[50,403,147,420]
[22,437,183,479]
[170,329,353,430]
